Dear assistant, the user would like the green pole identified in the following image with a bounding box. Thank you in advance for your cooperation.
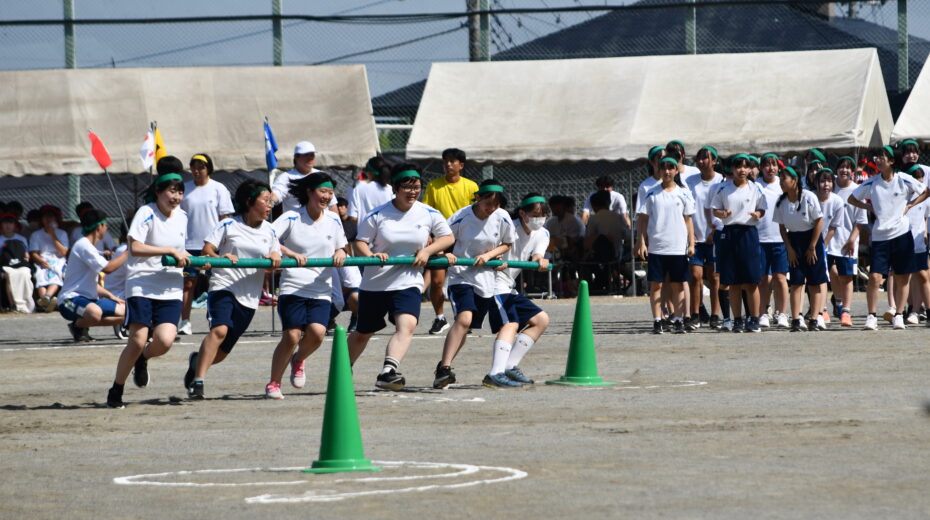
[162,255,553,271]
[272,0,283,66]
[685,0,696,55]
[64,0,75,69]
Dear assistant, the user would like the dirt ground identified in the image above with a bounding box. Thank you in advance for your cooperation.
[1,294,929,519]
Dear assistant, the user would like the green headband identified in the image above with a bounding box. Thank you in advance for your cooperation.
[760,153,780,162]
[900,139,920,149]
[313,181,334,190]
[809,159,823,165]
[391,169,421,182]
[366,161,380,176]
[880,145,895,159]
[731,153,751,163]
[659,157,679,167]
[82,218,107,234]
[251,187,269,197]
[836,155,856,167]
[477,184,504,194]
[156,173,183,184]
[748,155,760,164]
[819,167,835,175]
[648,145,665,160]
[699,145,718,159]
[808,148,826,162]
[519,195,547,209]
[782,166,799,179]
[905,163,922,176]
[668,139,685,150]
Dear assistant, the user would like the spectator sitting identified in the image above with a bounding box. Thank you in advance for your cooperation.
[29,205,69,312]
[545,195,584,260]
[0,212,33,313]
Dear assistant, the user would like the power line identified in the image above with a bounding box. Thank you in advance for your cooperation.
[311,23,466,65]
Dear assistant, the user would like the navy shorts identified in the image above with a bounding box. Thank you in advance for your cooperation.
[689,243,715,267]
[206,291,256,354]
[915,251,929,272]
[449,284,513,333]
[786,230,829,286]
[277,294,331,330]
[717,225,762,285]
[759,242,789,275]
[125,297,182,328]
[870,232,917,275]
[356,287,421,334]
[58,296,118,322]
[827,255,857,276]
[183,249,203,278]
[497,293,543,330]
[646,254,690,283]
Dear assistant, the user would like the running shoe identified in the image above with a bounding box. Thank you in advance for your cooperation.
[708,315,721,330]
[433,363,456,389]
[428,316,450,335]
[188,380,204,400]
[745,317,761,333]
[36,295,50,312]
[504,366,534,384]
[132,354,149,388]
[178,319,192,335]
[820,310,831,324]
[265,381,284,400]
[893,314,906,330]
[807,319,818,331]
[290,353,306,389]
[721,318,733,332]
[347,313,358,332]
[68,321,84,342]
[673,320,685,334]
[731,317,744,333]
[775,312,790,328]
[661,318,672,333]
[684,317,698,332]
[191,292,208,309]
[863,314,878,330]
[790,319,802,332]
[375,369,406,391]
[883,307,896,323]
[184,351,198,391]
[113,325,129,340]
[652,321,663,334]
[906,312,920,325]
[799,317,809,330]
[758,314,771,328]
[47,296,58,312]
[106,385,125,409]
[815,315,826,331]
[482,373,523,389]
[840,311,853,327]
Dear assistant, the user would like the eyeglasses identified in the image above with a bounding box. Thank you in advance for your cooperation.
[398,185,422,193]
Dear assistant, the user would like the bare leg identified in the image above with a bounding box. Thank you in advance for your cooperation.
[113,323,148,385]
[440,310,472,366]
[269,328,301,384]
[195,325,229,379]
[384,313,417,363]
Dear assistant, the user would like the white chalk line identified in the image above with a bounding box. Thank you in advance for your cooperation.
[113,460,527,504]
[616,380,707,389]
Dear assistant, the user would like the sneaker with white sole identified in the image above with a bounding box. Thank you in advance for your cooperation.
[816,315,826,330]
[883,307,896,323]
[482,372,523,388]
[758,314,770,328]
[504,366,534,384]
[113,325,128,340]
[290,354,306,389]
[893,314,906,330]
[265,381,284,399]
[798,317,808,331]
[721,318,733,332]
[433,364,456,389]
[775,312,790,328]
[178,319,193,335]
[428,316,450,335]
[906,312,920,325]
[863,314,878,330]
[375,369,406,391]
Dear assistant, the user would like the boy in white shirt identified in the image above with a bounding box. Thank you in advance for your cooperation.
[830,156,868,326]
[29,205,69,312]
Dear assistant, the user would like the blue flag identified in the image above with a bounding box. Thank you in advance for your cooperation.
[264,121,279,171]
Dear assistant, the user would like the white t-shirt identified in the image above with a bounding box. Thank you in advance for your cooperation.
[70,227,116,253]
[851,172,926,242]
[545,214,584,241]
[818,192,849,241]
[495,220,549,294]
[583,190,629,220]
[710,180,767,227]
[60,236,108,300]
[204,216,281,309]
[832,182,868,257]
[181,179,235,250]
[272,168,337,213]
[104,243,129,299]
[755,178,784,243]
[772,190,822,233]
[356,201,452,292]
[641,184,696,256]
[635,176,660,215]
[585,209,627,247]
[348,181,394,221]
[126,203,188,300]
[679,165,702,186]
[907,199,930,253]
[272,209,347,300]
[685,173,723,241]
[28,227,68,262]
[447,206,516,298]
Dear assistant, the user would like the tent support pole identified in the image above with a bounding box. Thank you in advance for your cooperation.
[898,0,909,92]
[64,0,75,69]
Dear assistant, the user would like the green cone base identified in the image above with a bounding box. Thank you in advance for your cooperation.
[546,376,616,386]
[304,459,382,474]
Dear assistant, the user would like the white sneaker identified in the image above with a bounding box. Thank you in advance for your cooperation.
[178,319,193,335]
[816,315,826,330]
[775,312,790,328]
[799,317,809,330]
[892,314,906,330]
[721,318,733,331]
[906,312,920,325]
[883,307,896,323]
[758,314,771,328]
[863,314,878,330]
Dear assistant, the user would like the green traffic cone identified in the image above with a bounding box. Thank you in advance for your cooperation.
[304,326,381,474]
[546,280,615,386]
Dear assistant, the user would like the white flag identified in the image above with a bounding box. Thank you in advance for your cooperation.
[139,129,155,169]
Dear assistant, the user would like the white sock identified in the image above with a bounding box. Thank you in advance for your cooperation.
[506,333,535,370]
[489,340,512,375]
[436,314,445,321]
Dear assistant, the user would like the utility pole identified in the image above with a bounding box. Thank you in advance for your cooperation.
[685,0,696,54]
[898,0,909,92]
[273,0,283,66]
[64,0,79,219]
[467,0,493,178]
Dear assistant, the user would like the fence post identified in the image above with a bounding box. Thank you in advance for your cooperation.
[685,0,696,54]
[67,174,80,221]
[272,0,283,66]
[898,0,909,92]
[64,0,75,68]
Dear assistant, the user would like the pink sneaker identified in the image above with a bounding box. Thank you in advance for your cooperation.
[265,381,284,400]
[290,354,306,389]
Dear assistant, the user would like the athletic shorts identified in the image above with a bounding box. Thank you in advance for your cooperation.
[125,297,182,329]
[206,290,256,354]
[915,251,929,272]
[58,295,118,322]
[485,293,543,331]
[689,243,715,267]
[827,255,857,276]
[759,242,789,275]
[646,254,690,283]
[277,294,331,330]
[183,249,204,278]
[449,284,517,333]
[717,225,762,286]
[786,230,829,286]
[355,287,421,334]
[870,232,916,275]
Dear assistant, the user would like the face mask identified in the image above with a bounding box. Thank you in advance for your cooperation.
[525,217,546,231]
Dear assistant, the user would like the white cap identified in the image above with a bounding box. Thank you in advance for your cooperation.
[294,141,317,155]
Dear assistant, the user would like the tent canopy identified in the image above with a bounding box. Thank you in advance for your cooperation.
[0,65,379,176]
[406,48,892,164]
[891,52,930,143]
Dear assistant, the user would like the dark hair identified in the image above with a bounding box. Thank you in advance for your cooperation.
[233,179,272,216]
[190,153,214,175]
[144,168,186,204]
[441,148,466,164]
[6,200,23,217]
[728,155,751,170]
[590,190,611,210]
[26,209,41,222]
[79,209,107,235]
[477,178,507,209]
[366,156,392,187]
[814,168,836,188]
[518,192,546,215]
[336,196,348,207]
[0,201,7,214]
[156,155,184,175]
[75,201,94,218]
[594,176,614,189]
[390,162,423,193]
[289,172,336,207]
[776,167,803,210]
[666,140,686,158]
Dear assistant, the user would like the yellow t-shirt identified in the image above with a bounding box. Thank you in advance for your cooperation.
[423,176,479,219]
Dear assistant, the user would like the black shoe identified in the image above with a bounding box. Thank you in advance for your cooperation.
[428,316,450,335]
[709,315,721,330]
[661,318,672,332]
[732,317,744,333]
[433,363,456,389]
[80,328,93,342]
[790,318,802,332]
[132,354,150,388]
[347,313,358,332]
[68,321,83,342]
[107,385,125,409]
[184,351,198,391]
[375,369,406,390]
[673,320,686,334]
[188,380,204,400]
[684,317,698,332]
[807,319,818,331]
[652,320,663,334]
[699,304,710,324]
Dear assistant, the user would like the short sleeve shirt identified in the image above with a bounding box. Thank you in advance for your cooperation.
[28,228,69,261]
[686,173,723,241]
[126,203,188,300]
[423,176,479,219]
[772,190,822,233]
[710,180,767,227]
[204,217,281,309]
[495,221,549,294]
[755,179,784,243]
[851,172,926,242]
[583,190,629,219]
[182,179,235,249]
[642,185,696,255]
[348,181,394,221]
[272,209,347,300]
[447,206,516,297]
[61,236,108,300]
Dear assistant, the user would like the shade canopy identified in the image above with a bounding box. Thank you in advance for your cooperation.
[406,48,892,163]
[891,53,930,144]
[0,65,379,176]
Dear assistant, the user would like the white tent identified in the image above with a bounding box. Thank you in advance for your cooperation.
[0,65,379,176]
[891,52,930,143]
[407,48,892,163]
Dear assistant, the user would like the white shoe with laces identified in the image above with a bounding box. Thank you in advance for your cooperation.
[892,314,906,330]
[775,312,790,328]
[178,319,193,335]
[758,314,770,328]
[906,312,920,325]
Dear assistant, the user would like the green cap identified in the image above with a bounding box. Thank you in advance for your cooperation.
[760,153,780,163]
[905,163,922,176]
[836,155,856,168]
[900,138,920,149]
